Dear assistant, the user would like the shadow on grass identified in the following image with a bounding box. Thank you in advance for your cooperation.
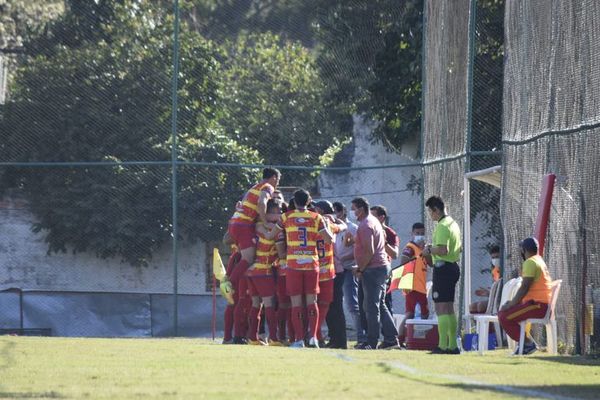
[0,340,16,396]
[0,392,64,399]
[442,383,600,400]
[529,355,600,367]
[376,362,598,399]
[0,340,64,399]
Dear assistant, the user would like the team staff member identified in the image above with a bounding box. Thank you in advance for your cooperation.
[397,222,429,344]
[498,237,553,355]
[370,205,399,314]
[274,202,292,345]
[314,200,346,347]
[423,196,461,355]
[352,197,399,350]
[270,189,334,348]
[228,168,281,287]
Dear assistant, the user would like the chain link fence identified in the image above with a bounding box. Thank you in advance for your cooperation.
[1,0,598,354]
[0,1,422,337]
[501,0,600,354]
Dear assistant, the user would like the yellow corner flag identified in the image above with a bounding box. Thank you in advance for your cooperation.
[212,248,227,281]
[212,248,234,305]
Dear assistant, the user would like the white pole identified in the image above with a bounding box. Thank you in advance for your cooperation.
[463,176,472,331]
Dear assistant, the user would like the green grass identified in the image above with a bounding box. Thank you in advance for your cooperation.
[1,337,599,399]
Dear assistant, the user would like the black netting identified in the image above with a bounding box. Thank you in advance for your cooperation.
[502,0,600,354]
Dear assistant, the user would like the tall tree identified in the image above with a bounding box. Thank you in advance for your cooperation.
[2,1,260,265]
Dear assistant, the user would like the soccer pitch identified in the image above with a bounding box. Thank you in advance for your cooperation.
[1,337,598,399]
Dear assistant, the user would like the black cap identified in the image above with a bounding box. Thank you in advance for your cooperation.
[520,237,539,253]
[315,200,334,215]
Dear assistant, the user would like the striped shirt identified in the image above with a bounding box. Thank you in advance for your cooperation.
[277,209,326,271]
[230,180,274,225]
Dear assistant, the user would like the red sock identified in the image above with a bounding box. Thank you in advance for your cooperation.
[224,305,234,341]
[316,303,329,341]
[277,307,287,341]
[286,308,295,342]
[302,307,308,338]
[248,306,262,341]
[291,306,305,342]
[233,302,246,338]
[265,307,278,341]
[307,303,319,339]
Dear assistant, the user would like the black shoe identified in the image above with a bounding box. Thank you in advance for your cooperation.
[354,342,367,349]
[326,341,348,349]
[429,346,446,354]
[377,341,401,350]
[445,347,461,355]
[355,342,374,350]
[521,342,538,355]
[232,336,248,345]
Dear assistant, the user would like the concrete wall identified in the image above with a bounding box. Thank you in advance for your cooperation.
[318,115,423,239]
[0,194,209,295]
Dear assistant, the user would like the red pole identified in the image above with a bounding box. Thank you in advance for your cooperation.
[533,174,556,256]
[212,274,217,341]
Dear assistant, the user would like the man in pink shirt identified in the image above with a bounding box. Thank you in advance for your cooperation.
[351,197,399,350]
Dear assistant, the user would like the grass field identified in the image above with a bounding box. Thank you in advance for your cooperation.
[1,337,599,399]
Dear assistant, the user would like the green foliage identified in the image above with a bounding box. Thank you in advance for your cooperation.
[218,32,346,172]
[0,0,63,49]
[2,1,260,266]
[369,0,423,151]
[315,0,423,152]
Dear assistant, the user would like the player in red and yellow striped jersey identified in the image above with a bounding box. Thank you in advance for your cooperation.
[274,200,293,344]
[314,200,347,346]
[246,199,282,345]
[228,168,280,342]
[222,243,240,344]
[271,189,334,348]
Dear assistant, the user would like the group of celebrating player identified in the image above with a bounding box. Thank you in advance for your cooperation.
[220,165,554,358]
[220,167,437,349]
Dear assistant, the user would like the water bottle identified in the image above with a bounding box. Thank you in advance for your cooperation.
[457,336,463,352]
[415,303,421,319]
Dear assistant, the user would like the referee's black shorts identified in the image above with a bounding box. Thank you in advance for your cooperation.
[432,261,460,303]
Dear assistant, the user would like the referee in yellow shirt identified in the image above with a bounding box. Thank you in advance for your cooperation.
[423,196,462,354]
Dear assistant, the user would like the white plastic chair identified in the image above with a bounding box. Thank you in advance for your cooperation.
[475,277,522,354]
[464,278,502,329]
[517,279,562,355]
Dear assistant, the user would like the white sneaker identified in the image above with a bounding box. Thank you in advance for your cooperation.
[308,337,320,348]
[289,340,305,348]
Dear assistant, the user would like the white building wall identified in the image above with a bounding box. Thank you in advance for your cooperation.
[318,115,423,240]
[0,194,208,294]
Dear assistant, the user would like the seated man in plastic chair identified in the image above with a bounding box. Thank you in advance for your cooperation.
[469,245,502,314]
[498,237,553,355]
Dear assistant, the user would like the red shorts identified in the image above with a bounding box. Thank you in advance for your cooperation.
[277,275,290,304]
[248,275,276,298]
[317,279,334,304]
[228,222,256,251]
[405,291,429,316]
[286,269,319,296]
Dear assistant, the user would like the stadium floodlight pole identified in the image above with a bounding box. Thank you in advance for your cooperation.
[170,0,181,337]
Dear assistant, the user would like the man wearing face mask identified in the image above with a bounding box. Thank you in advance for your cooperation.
[498,237,553,355]
[470,245,502,314]
[396,222,430,345]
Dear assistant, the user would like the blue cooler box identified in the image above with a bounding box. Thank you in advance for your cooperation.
[463,333,497,351]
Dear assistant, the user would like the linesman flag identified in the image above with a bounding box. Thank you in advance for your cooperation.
[212,248,234,304]
[388,258,416,294]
